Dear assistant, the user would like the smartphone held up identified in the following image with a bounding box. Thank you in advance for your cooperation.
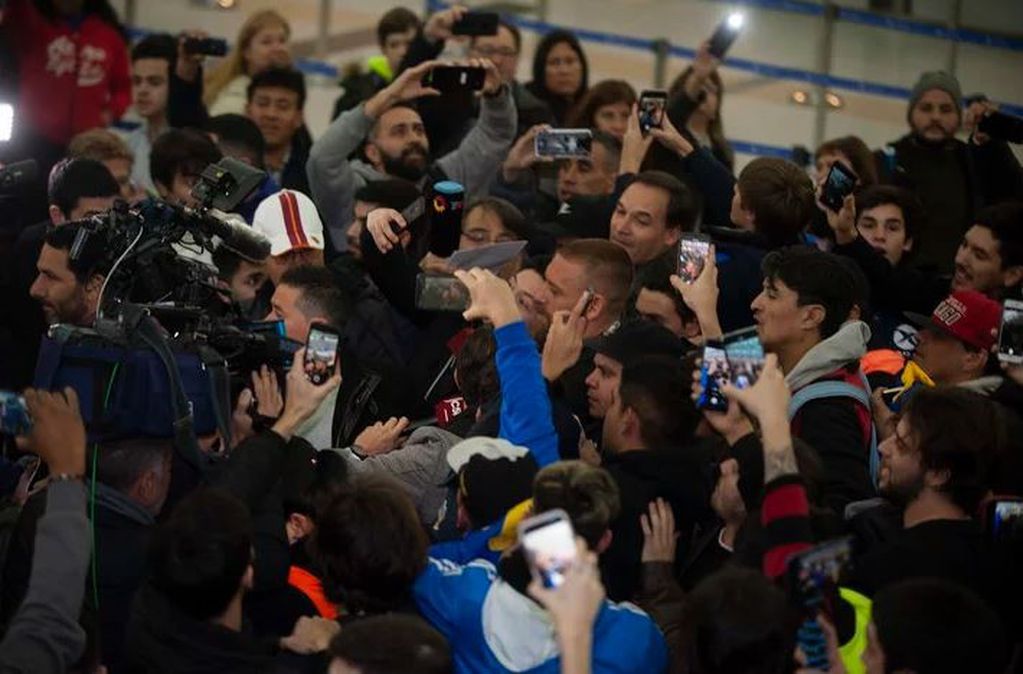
[676,233,711,284]
[707,12,744,59]
[304,322,341,385]
[519,509,578,589]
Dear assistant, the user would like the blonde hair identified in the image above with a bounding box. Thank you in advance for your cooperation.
[68,129,133,163]
[203,9,291,107]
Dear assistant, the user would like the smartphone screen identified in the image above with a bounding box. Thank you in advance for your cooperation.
[424,66,485,92]
[990,500,1023,543]
[415,274,471,312]
[0,391,32,436]
[998,301,1023,364]
[723,328,765,390]
[535,129,593,159]
[821,161,857,212]
[638,90,667,134]
[677,235,711,283]
[304,324,340,385]
[519,510,577,589]
[697,344,730,412]
[787,537,853,619]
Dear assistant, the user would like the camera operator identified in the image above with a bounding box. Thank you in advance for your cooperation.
[876,71,1023,274]
[1,160,119,389]
[150,128,223,207]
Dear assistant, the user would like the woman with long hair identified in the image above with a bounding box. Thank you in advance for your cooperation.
[668,58,734,172]
[567,79,636,141]
[204,9,292,116]
[525,30,589,126]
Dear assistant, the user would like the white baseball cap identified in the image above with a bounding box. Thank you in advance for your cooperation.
[252,189,325,256]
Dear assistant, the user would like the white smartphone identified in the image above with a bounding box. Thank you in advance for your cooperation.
[998,298,1023,364]
[518,509,577,589]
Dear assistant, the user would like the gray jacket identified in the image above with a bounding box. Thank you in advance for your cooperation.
[306,87,518,252]
[332,425,461,527]
[0,481,89,674]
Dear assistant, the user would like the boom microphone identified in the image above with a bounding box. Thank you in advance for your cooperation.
[204,209,272,261]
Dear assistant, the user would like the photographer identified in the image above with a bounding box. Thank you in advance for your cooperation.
[876,71,1023,274]
[306,58,515,255]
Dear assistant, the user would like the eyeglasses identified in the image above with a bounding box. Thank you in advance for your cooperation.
[472,46,518,59]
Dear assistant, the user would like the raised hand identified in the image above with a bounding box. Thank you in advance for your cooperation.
[20,388,86,478]
[619,103,655,175]
[527,540,605,643]
[640,498,678,563]
[423,4,469,43]
[365,60,443,119]
[649,112,695,158]
[454,267,521,328]
[502,124,552,181]
[671,245,721,340]
[251,365,283,419]
[365,208,407,254]
[273,347,342,442]
[819,192,857,245]
[541,289,590,381]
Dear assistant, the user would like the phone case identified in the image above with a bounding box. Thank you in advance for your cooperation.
[535,129,593,159]
[305,323,340,385]
[415,274,471,312]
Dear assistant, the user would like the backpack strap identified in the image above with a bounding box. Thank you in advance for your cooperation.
[788,375,880,490]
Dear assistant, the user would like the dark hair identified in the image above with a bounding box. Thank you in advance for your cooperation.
[669,66,733,170]
[43,220,111,283]
[529,29,588,120]
[854,184,925,243]
[68,128,133,164]
[558,239,634,315]
[283,450,350,520]
[872,579,1007,674]
[150,128,222,192]
[48,158,119,218]
[313,475,428,613]
[630,255,695,324]
[475,18,522,52]
[204,114,266,168]
[619,356,699,448]
[761,246,858,340]
[815,135,879,186]
[901,387,1004,514]
[377,7,421,47]
[532,461,620,549]
[247,66,306,109]
[737,158,815,246]
[679,567,793,674]
[37,0,124,34]
[522,253,553,276]
[130,32,176,66]
[279,265,348,330]
[630,170,699,232]
[354,178,422,212]
[567,79,637,128]
[328,614,451,674]
[454,326,498,409]
[464,196,531,241]
[148,488,253,621]
[975,200,1023,270]
[92,437,173,494]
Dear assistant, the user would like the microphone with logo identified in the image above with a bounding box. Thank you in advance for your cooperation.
[428,180,465,257]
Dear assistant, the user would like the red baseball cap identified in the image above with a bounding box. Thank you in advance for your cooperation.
[906,290,1001,351]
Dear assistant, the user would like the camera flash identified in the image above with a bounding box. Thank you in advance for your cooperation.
[0,104,12,143]
[727,12,745,30]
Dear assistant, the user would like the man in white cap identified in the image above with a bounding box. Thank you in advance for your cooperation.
[252,188,327,286]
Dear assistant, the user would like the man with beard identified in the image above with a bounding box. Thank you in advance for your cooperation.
[29,219,110,328]
[849,387,1021,637]
[876,71,1023,273]
[307,58,516,255]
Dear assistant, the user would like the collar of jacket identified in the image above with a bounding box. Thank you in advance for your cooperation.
[787,320,871,392]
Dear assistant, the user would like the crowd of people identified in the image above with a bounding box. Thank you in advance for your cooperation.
[0,0,1022,673]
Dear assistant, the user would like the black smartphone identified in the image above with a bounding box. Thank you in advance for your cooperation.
[986,498,1023,544]
[422,66,486,93]
[183,37,229,57]
[535,129,593,159]
[415,274,471,312]
[998,299,1023,364]
[978,110,1023,144]
[707,13,744,59]
[638,89,668,134]
[787,537,853,618]
[452,11,500,36]
[820,160,857,212]
[304,322,340,385]
[677,233,711,283]
[0,391,31,435]
[723,327,765,390]
[696,342,730,412]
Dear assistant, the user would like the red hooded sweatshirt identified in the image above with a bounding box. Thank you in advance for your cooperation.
[3,0,130,146]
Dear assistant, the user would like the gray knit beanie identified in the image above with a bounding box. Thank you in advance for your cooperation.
[907,71,963,124]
